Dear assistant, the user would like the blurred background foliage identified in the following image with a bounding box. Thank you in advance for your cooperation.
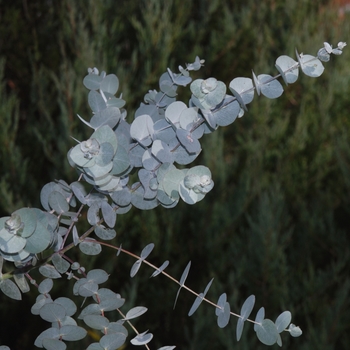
[0,0,350,349]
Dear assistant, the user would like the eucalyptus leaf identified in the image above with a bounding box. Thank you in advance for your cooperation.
[54,297,77,317]
[188,278,214,316]
[94,226,116,240]
[93,288,125,309]
[131,185,159,210]
[130,259,142,278]
[86,343,103,350]
[296,50,324,77]
[73,226,80,246]
[111,145,130,176]
[40,302,66,322]
[124,306,148,320]
[255,319,278,346]
[87,203,100,226]
[176,128,201,154]
[236,317,245,341]
[252,73,283,99]
[136,104,162,122]
[100,74,119,95]
[51,316,77,328]
[99,296,124,311]
[101,201,116,228]
[52,254,70,274]
[153,119,176,142]
[130,114,154,146]
[79,240,102,256]
[142,149,161,170]
[106,96,125,108]
[13,273,30,293]
[78,281,99,297]
[111,188,131,207]
[42,338,67,350]
[130,331,153,345]
[173,261,191,309]
[99,333,127,350]
[38,278,54,294]
[87,269,109,284]
[41,182,66,211]
[160,81,178,97]
[129,143,145,168]
[188,292,204,317]
[84,314,109,330]
[140,243,154,260]
[254,307,265,331]
[275,310,292,333]
[39,265,62,279]
[78,304,101,319]
[0,232,26,254]
[216,293,227,316]
[60,325,87,342]
[171,142,200,165]
[150,260,169,277]
[34,328,60,348]
[48,191,69,214]
[229,77,254,110]
[179,261,191,286]
[217,301,230,328]
[214,98,240,126]
[275,55,299,84]
[165,101,187,127]
[162,168,184,199]
[240,294,255,321]
[88,90,106,113]
[90,107,121,130]
[25,220,52,254]
[0,279,22,300]
[151,139,174,163]
[83,74,103,90]
[106,322,128,336]
[15,207,37,237]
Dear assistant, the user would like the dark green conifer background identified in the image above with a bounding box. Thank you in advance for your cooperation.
[0,0,349,349]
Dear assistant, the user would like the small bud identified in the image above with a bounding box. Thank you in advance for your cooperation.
[324,42,333,53]
[337,41,347,50]
[289,323,302,337]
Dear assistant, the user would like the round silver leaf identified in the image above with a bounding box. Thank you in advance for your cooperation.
[54,297,77,317]
[275,310,292,333]
[60,325,87,342]
[25,220,52,254]
[88,91,106,113]
[99,333,127,350]
[0,279,22,300]
[83,74,103,91]
[79,240,102,256]
[38,278,54,294]
[100,74,119,95]
[275,55,299,84]
[40,302,66,322]
[87,269,109,284]
[258,74,284,99]
[130,331,153,346]
[255,319,278,346]
[84,314,109,330]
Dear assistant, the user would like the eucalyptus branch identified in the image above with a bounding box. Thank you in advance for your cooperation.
[0,40,345,349]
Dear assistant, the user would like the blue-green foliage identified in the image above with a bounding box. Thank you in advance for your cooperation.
[0,41,346,349]
[0,208,58,262]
